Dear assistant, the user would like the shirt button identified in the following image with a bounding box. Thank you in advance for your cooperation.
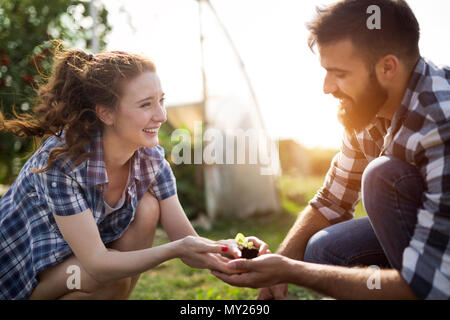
[51,182,57,188]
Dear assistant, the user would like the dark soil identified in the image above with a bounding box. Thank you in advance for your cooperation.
[240,247,258,259]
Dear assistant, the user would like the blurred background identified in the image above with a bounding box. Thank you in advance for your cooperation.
[1,0,449,299]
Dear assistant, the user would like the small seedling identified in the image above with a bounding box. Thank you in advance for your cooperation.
[235,233,258,259]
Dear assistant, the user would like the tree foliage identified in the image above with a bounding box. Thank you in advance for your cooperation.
[0,0,110,183]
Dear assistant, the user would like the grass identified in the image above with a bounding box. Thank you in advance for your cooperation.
[129,175,367,300]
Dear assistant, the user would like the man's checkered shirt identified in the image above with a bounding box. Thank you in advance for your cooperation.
[309,57,450,299]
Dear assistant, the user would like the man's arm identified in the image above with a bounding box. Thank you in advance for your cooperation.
[258,133,366,299]
[276,205,332,260]
[286,259,417,299]
[279,131,367,260]
[256,205,332,299]
[214,254,418,299]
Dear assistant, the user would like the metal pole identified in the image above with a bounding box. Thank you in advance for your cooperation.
[205,0,268,134]
[196,0,207,194]
[90,0,99,53]
[197,0,208,124]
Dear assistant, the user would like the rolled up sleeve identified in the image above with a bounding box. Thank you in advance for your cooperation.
[309,131,369,224]
[146,146,177,201]
[150,158,177,201]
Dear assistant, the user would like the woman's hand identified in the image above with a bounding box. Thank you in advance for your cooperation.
[177,236,238,273]
[245,236,271,256]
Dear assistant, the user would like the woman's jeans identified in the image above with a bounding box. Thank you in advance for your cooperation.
[304,156,424,270]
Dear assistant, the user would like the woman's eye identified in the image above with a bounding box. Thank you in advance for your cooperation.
[141,102,151,108]
[160,97,165,104]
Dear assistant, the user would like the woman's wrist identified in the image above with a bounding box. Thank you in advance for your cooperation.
[170,237,186,258]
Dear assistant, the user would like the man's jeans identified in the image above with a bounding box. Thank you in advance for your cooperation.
[304,156,424,270]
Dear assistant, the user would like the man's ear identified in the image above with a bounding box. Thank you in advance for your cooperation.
[375,55,400,82]
[95,104,115,126]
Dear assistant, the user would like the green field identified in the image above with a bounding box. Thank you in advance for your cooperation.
[129,175,367,300]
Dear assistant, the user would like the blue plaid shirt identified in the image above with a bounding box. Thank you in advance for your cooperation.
[310,57,450,299]
[0,131,177,299]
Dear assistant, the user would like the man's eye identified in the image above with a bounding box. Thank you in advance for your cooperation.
[335,73,346,79]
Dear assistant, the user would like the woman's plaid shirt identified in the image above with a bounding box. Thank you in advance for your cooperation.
[309,58,450,299]
[0,131,177,299]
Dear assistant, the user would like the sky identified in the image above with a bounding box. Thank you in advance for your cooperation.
[103,0,450,149]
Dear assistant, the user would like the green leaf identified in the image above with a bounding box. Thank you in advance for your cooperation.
[234,233,246,244]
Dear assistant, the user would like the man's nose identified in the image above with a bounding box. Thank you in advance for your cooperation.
[323,72,337,95]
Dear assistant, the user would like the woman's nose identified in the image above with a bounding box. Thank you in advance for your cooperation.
[153,104,167,123]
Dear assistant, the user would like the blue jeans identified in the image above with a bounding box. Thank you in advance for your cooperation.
[304,156,424,270]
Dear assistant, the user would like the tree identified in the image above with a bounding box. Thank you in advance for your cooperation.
[0,0,111,184]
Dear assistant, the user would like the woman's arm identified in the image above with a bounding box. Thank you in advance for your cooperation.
[159,194,198,241]
[158,194,246,263]
[53,208,225,283]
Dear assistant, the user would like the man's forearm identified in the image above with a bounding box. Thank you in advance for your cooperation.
[277,205,331,260]
[285,259,418,299]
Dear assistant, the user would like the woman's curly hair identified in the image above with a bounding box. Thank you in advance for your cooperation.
[0,47,156,172]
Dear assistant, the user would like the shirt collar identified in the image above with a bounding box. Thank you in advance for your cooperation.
[404,57,426,101]
[86,130,143,187]
[388,57,426,135]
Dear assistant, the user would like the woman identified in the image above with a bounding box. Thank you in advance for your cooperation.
[0,49,268,300]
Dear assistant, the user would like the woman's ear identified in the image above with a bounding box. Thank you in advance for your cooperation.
[95,104,115,126]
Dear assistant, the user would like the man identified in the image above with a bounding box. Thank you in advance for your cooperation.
[213,0,450,299]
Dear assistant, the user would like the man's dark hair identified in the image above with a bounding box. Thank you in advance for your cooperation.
[307,0,420,67]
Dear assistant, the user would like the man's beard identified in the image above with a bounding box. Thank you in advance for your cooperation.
[335,71,388,133]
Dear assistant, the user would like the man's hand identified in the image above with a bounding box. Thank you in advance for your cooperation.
[211,254,289,289]
[257,284,288,300]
